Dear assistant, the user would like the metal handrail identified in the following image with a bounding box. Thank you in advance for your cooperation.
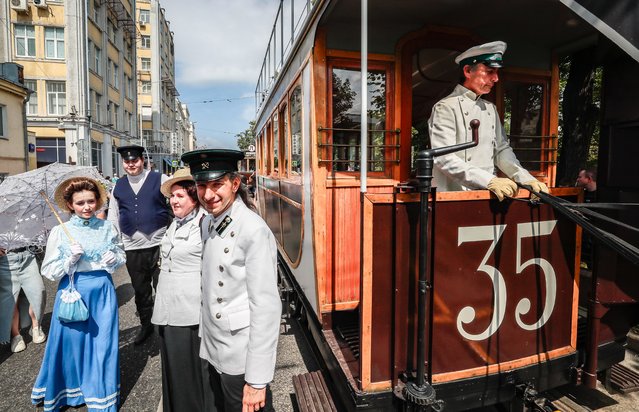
[254,0,318,113]
[318,126,401,134]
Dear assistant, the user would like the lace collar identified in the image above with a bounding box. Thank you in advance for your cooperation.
[69,215,101,228]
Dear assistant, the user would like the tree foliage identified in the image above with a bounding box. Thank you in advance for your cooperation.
[556,49,601,186]
[236,120,256,151]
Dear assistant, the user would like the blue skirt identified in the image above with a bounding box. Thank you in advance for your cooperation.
[31,270,119,412]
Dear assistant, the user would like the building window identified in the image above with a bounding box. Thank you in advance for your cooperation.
[141,81,151,94]
[112,62,119,89]
[141,57,151,71]
[44,27,65,59]
[106,59,112,85]
[114,104,120,128]
[93,0,101,22]
[94,45,101,74]
[24,80,38,115]
[106,102,112,125]
[141,35,151,49]
[125,39,133,61]
[91,140,103,170]
[14,24,36,57]
[46,81,66,115]
[94,92,102,122]
[0,105,5,138]
[107,20,117,45]
[36,137,66,166]
[139,9,150,24]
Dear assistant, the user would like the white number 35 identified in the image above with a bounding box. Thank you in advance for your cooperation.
[455,221,558,341]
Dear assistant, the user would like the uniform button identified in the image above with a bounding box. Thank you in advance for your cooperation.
[230,231,235,237]
[215,313,221,319]
[217,297,223,303]
[219,265,224,272]
[168,268,171,272]
[464,111,469,115]
[224,247,229,253]
[218,281,224,287]
[134,204,138,206]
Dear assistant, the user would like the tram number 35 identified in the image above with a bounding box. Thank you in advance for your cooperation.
[456,220,558,341]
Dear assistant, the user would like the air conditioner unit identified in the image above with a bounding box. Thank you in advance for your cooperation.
[10,0,28,12]
[138,20,147,26]
[33,0,47,8]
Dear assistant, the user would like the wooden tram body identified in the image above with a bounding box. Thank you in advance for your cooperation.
[252,0,639,409]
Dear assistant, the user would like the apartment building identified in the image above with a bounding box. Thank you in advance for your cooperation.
[0,62,32,179]
[4,0,138,177]
[136,0,183,173]
[175,98,195,154]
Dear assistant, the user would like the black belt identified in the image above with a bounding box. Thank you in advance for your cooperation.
[11,247,29,253]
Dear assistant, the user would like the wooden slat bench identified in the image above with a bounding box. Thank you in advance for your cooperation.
[292,371,338,412]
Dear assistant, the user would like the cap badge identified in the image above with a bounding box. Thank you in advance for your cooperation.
[201,162,209,169]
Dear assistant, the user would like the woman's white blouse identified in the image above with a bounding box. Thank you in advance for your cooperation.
[41,215,126,281]
[151,208,206,326]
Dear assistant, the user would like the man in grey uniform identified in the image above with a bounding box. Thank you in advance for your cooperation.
[428,41,549,200]
[182,149,280,412]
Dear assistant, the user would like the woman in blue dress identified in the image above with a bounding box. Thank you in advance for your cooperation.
[31,177,125,411]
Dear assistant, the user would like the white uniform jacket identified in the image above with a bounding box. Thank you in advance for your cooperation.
[428,84,535,191]
[199,197,281,385]
[152,208,207,326]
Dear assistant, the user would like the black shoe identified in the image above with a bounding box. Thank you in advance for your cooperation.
[134,324,154,345]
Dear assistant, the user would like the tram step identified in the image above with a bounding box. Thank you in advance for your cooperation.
[608,363,639,393]
[293,371,338,412]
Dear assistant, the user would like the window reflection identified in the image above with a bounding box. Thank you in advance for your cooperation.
[503,82,544,171]
[331,68,386,172]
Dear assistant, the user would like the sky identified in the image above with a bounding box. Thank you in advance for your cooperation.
[161,0,280,149]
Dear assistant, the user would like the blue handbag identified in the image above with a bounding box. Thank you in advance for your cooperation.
[57,272,89,323]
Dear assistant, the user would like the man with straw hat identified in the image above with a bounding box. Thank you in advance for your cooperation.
[427,40,549,201]
[108,145,171,345]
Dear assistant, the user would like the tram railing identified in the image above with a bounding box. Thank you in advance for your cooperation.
[255,0,320,113]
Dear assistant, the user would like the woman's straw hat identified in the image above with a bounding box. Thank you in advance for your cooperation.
[160,168,194,198]
[54,176,109,212]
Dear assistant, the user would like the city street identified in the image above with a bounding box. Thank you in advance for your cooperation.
[0,265,317,411]
[2,264,639,411]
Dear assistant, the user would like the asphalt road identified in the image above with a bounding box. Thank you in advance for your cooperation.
[0,265,317,411]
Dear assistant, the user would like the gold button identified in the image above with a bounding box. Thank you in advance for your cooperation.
[224,247,229,253]
[215,313,221,319]
[218,265,224,272]
[218,281,224,287]
[217,297,223,303]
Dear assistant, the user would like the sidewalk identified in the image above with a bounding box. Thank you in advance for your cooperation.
[0,265,317,411]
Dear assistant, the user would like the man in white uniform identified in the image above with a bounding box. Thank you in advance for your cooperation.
[428,41,549,200]
[182,149,280,412]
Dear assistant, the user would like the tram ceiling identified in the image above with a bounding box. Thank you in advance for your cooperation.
[321,0,621,59]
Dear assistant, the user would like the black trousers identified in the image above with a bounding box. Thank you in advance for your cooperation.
[207,363,274,412]
[158,325,214,412]
[125,246,160,326]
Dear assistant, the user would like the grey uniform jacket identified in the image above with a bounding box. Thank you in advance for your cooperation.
[199,197,281,385]
[427,84,535,191]
[151,208,207,326]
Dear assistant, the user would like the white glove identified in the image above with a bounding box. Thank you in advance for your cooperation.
[68,243,84,264]
[487,177,518,202]
[523,180,549,201]
[100,250,117,266]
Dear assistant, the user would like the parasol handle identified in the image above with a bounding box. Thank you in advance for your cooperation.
[39,190,75,243]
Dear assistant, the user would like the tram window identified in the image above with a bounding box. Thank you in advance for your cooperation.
[281,105,289,177]
[502,81,547,173]
[264,123,272,174]
[273,112,279,175]
[290,86,302,178]
[330,67,387,172]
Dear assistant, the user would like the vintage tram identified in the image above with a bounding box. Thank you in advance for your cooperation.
[251,0,639,410]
